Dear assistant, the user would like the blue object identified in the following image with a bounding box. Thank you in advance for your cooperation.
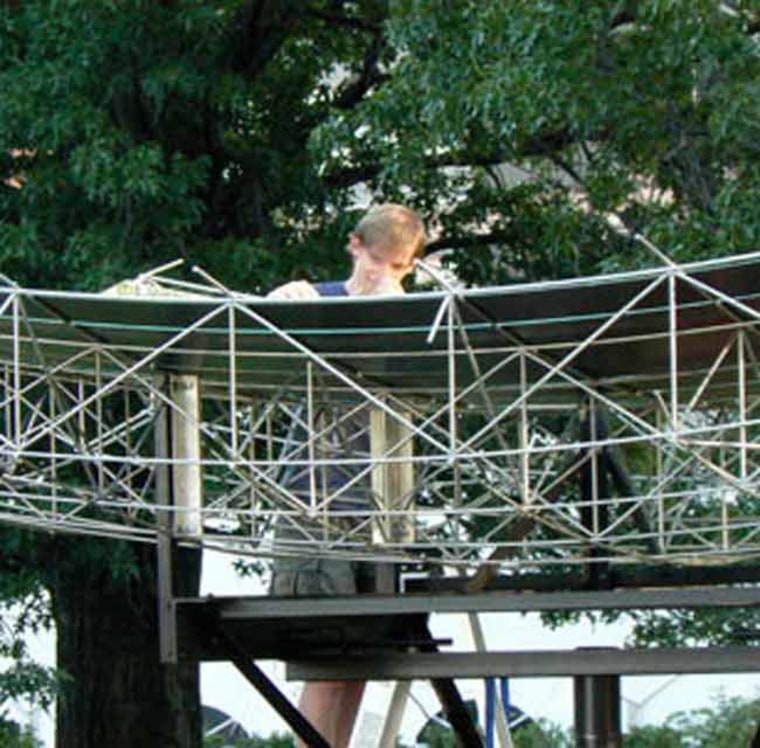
[485,677,512,747]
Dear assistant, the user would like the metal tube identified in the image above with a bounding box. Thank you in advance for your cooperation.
[574,673,621,748]
[668,272,679,430]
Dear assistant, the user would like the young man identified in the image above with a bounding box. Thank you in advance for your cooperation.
[267,204,426,748]
[267,203,426,301]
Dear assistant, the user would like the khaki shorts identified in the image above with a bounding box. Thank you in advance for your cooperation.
[269,516,375,596]
[270,556,378,596]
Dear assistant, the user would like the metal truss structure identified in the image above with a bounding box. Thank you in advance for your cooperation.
[0,252,758,574]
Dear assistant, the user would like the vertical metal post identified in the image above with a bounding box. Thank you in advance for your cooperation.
[49,387,57,516]
[306,361,317,514]
[228,304,239,458]
[12,295,20,445]
[370,407,415,548]
[155,376,176,664]
[656,405,665,552]
[77,379,85,445]
[266,407,274,460]
[486,678,495,748]
[170,374,203,537]
[721,488,730,551]
[468,612,512,747]
[737,330,747,480]
[447,293,465,514]
[574,673,622,748]
[378,681,411,748]
[668,272,679,431]
[3,365,10,444]
[519,351,530,506]
[723,330,749,552]
[124,386,132,498]
[157,373,204,664]
[580,404,610,586]
[248,403,258,538]
[95,350,104,496]
[447,293,457,455]
[370,407,389,549]
[370,404,414,592]
[590,400,600,539]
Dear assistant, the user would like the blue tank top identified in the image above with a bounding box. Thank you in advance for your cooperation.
[314,281,348,297]
[278,280,372,514]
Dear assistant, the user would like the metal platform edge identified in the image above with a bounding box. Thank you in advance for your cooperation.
[287,646,760,680]
[176,584,760,622]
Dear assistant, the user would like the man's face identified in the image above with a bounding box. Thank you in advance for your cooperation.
[349,236,416,295]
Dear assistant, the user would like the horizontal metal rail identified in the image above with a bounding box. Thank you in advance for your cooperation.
[287,646,760,680]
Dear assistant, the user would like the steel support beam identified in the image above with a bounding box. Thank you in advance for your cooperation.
[155,381,176,664]
[413,620,483,748]
[219,629,330,748]
[179,585,760,621]
[407,564,760,593]
[286,646,760,680]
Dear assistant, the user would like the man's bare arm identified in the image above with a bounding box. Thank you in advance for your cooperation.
[266,280,321,300]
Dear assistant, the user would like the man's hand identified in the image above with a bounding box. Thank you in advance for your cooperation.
[266,281,321,300]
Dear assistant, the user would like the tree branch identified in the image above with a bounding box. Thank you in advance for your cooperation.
[331,29,389,110]
[547,153,586,189]
[322,127,587,189]
[609,1,638,32]
[424,230,513,255]
[718,1,760,34]
[302,3,384,32]
[228,0,300,78]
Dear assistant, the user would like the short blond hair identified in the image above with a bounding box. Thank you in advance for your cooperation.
[354,204,426,258]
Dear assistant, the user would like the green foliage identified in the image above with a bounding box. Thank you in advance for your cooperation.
[404,696,760,747]
[0,654,55,714]
[0,529,56,709]
[541,604,760,648]
[624,607,760,648]
[204,731,294,747]
[399,697,760,748]
[406,717,571,747]
[0,717,42,748]
[624,723,683,748]
[0,1,380,290]
[313,0,759,277]
[665,693,760,748]
[512,719,573,748]
[414,721,457,747]
[2,1,757,293]
[623,725,684,748]
[624,694,760,747]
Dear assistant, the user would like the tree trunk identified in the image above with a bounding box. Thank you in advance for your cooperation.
[51,541,202,748]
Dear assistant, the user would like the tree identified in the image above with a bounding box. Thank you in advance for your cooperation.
[0,535,56,727]
[204,730,295,747]
[0,718,43,748]
[0,0,389,292]
[1,1,758,745]
[624,694,760,747]
[311,0,759,280]
[624,724,683,748]
[665,694,760,748]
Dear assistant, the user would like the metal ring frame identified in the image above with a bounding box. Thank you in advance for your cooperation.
[0,253,757,573]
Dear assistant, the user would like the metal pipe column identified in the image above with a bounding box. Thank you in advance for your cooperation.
[573,674,621,748]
